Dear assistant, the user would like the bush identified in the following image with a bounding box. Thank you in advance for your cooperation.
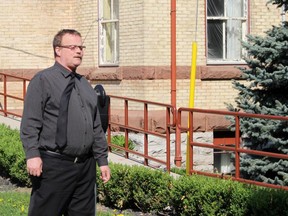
[0,124,30,186]
[1,124,288,214]
[130,166,172,213]
[97,163,173,214]
[171,175,251,215]
[110,135,135,152]
[97,163,134,209]
[246,188,288,216]
[97,163,288,215]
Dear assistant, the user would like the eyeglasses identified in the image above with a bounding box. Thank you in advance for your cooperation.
[58,45,86,51]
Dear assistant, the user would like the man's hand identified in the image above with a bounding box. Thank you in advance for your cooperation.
[99,165,111,183]
[27,157,43,176]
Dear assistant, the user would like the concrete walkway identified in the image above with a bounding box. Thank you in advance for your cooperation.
[0,115,141,167]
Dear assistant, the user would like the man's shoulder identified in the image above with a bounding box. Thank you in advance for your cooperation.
[32,64,59,80]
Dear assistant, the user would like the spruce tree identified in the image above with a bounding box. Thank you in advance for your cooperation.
[227,1,288,186]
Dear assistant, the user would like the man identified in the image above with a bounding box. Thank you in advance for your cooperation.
[20,29,110,216]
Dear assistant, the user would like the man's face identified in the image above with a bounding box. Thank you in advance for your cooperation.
[55,34,84,71]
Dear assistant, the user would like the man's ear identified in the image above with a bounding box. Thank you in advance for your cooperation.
[55,47,61,57]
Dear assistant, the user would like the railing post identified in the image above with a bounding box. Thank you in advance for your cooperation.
[166,107,171,172]
[174,122,182,166]
[23,80,27,99]
[234,115,240,179]
[188,111,194,174]
[124,99,129,159]
[107,97,112,152]
[3,75,7,117]
[144,103,148,166]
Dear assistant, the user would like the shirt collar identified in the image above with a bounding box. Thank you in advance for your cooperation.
[54,61,82,79]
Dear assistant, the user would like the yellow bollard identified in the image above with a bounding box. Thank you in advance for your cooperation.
[186,42,197,175]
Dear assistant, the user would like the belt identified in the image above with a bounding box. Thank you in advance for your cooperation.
[40,150,92,163]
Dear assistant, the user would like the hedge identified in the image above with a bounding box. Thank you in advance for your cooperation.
[1,123,288,215]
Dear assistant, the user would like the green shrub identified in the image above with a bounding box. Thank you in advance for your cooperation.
[170,175,251,216]
[97,163,173,214]
[246,188,288,216]
[0,124,30,186]
[130,166,173,213]
[1,125,288,215]
[97,163,134,209]
[110,135,135,151]
[170,167,186,175]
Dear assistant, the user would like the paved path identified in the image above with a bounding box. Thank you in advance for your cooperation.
[0,115,141,167]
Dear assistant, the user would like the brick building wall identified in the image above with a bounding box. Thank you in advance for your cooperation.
[92,79,242,110]
[119,0,145,66]
[250,0,284,36]
[0,0,286,112]
[1,1,71,69]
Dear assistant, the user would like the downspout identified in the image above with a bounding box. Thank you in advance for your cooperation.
[171,0,176,108]
[171,0,182,166]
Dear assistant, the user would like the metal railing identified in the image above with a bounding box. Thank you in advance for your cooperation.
[0,72,29,117]
[107,95,176,172]
[0,72,177,172]
[178,107,288,191]
[1,72,288,190]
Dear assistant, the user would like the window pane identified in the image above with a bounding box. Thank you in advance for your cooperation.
[207,0,224,16]
[227,0,244,17]
[103,22,117,63]
[208,20,223,59]
[207,0,247,62]
[103,0,112,20]
[99,0,119,65]
[227,20,242,60]
[113,0,119,19]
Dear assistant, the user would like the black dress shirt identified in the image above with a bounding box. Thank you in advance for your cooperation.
[20,62,108,166]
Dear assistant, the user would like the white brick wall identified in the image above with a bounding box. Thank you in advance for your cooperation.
[91,79,241,110]
[0,0,284,111]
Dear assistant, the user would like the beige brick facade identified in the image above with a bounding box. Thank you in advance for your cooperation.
[0,0,285,111]
[91,79,241,110]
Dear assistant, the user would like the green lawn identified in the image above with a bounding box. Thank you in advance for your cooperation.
[0,192,29,215]
[0,191,124,216]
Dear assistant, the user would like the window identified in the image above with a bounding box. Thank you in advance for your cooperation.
[99,0,119,66]
[207,0,248,63]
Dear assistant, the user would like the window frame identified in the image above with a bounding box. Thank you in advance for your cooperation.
[206,0,249,64]
[98,0,119,66]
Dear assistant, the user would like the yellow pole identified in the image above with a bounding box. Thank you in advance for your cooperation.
[186,42,197,175]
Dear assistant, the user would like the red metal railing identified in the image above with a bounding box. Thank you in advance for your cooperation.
[1,72,288,190]
[178,107,288,191]
[0,72,29,117]
[107,95,176,172]
[0,73,177,172]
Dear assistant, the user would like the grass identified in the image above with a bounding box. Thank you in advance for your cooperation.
[0,192,29,215]
[0,191,127,216]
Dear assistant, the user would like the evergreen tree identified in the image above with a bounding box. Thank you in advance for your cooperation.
[227,1,288,185]
[267,0,288,11]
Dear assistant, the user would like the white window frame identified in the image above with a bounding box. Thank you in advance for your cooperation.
[206,0,248,64]
[98,0,119,66]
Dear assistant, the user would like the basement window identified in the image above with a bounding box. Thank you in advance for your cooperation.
[206,0,248,64]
